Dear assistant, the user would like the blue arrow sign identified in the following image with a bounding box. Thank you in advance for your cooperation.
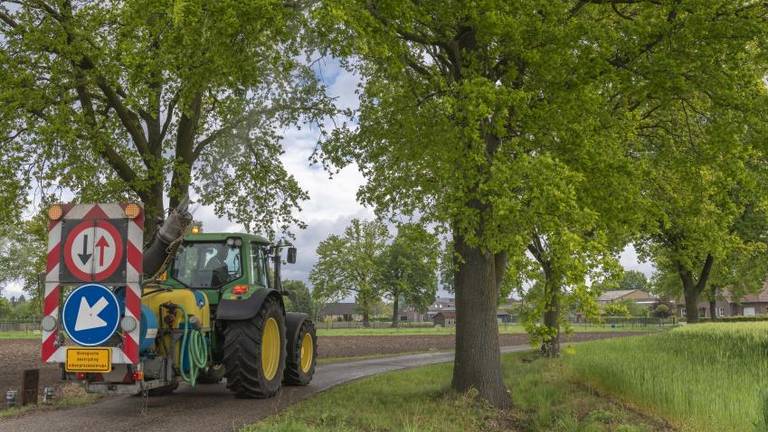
[62,283,120,347]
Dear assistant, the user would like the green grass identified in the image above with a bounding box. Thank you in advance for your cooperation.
[0,330,39,339]
[565,322,768,432]
[317,323,662,337]
[244,350,669,432]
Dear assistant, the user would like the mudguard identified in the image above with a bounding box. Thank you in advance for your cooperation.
[216,288,283,321]
[285,312,310,359]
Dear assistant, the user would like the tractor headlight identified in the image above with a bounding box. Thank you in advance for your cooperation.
[41,316,57,332]
[120,316,138,332]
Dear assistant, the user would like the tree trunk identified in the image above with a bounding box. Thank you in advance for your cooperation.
[677,254,714,324]
[451,234,510,408]
[391,293,399,328]
[684,289,700,323]
[362,304,370,328]
[541,283,560,357]
[709,299,716,320]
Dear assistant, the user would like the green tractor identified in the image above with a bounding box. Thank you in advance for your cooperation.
[151,231,317,397]
[42,201,317,398]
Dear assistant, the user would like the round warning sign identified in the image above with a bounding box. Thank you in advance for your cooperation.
[63,220,124,282]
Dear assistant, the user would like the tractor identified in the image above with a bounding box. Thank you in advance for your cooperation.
[40,200,317,398]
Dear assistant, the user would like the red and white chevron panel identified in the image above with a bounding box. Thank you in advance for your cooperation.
[42,203,144,365]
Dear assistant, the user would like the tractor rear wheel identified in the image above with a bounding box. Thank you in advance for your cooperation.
[284,320,317,386]
[222,296,286,398]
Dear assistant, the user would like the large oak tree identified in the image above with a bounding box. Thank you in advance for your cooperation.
[316,0,767,407]
[0,0,332,236]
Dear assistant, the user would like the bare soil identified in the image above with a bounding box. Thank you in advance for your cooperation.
[0,332,643,395]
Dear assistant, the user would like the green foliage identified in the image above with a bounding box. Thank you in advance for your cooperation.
[603,302,631,318]
[376,224,439,314]
[313,0,768,362]
[0,0,333,235]
[283,280,315,317]
[651,304,671,319]
[309,219,390,322]
[567,323,768,432]
[619,270,649,292]
[0,213,46,301]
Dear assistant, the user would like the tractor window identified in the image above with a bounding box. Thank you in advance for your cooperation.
[172,241,242,288]
[251,243,268,287]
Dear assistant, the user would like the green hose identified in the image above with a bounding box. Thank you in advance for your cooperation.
[177,305,208,386]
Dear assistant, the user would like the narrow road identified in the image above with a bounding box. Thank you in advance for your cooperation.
[0,346,530,432]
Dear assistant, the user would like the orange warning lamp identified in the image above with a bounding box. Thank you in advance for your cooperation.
[124,203,140,219]
[48,204,63,221]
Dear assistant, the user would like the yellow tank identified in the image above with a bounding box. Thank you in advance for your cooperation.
[142,288,211,330]
[142,288,211,369]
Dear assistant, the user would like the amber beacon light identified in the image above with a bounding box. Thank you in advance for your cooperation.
[124,203,140,219]
[48,204,63,221]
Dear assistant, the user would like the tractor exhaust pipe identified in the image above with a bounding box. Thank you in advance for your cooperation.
[143,198,192,278]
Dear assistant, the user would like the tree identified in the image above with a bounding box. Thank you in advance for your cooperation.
[0,0,332,237]
[309,219,389,327]
[603,302,630,318]
[636,94,768,323]
[0,213,46,300]
[619,271,649,292]
[377,224,439,327]
[316,0,767,407]
[283,280,315,317]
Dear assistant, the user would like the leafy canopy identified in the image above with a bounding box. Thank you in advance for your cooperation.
[0,0,332,235]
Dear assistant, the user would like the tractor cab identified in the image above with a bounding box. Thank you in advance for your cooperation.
[163,232,277,309]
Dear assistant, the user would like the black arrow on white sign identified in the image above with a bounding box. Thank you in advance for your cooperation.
[77,234,91,265]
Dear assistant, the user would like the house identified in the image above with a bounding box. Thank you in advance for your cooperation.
[432,309,456,327]
[496,310,513,323]
[598,290,658,306]
[675,285,768,318]
[397,305,426,322]
[318,303,361,321]
[427,297,455,319]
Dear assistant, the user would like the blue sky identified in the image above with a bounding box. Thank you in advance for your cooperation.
[1,60,654,299]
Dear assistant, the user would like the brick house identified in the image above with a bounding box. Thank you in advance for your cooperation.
[432,309,456,327]
[675,285,768,318]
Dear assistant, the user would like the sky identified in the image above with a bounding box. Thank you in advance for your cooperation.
[1,59,655,300]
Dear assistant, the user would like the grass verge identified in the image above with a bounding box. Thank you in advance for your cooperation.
[317,324,665,337]
[0,383,101,419]
[0,330,40,340]
[244,350,671,432]
[565,322,768,432]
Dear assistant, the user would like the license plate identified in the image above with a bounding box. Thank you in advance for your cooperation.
[65,348,112,373]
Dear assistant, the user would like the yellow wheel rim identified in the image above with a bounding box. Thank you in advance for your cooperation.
[300,332,314,373]
[262,317,280,381]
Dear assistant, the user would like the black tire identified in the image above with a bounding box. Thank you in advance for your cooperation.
[284,320,317,386]
[222,295,286,398]
[197,364,226,384]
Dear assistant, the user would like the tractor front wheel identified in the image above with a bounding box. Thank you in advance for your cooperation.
[222,296,286,398]
[284,319,317,386]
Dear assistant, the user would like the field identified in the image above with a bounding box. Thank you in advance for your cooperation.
[246,350,671,432]
[316,323,664,337]
[565,322,768,432]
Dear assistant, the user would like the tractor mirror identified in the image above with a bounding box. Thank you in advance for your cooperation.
[287,247,297,264]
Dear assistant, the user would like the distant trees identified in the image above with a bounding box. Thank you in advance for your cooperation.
[377,224,439,327]
[310,219,439,327]
[283,280,316,317]
[619,271,649,292]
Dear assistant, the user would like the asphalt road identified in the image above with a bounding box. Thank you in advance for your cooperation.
[0,345,530,432]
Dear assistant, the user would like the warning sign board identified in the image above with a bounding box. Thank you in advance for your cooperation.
[60,218,128,284]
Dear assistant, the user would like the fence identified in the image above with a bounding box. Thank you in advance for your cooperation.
[319,320,435,329]
[0,321,39,333]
